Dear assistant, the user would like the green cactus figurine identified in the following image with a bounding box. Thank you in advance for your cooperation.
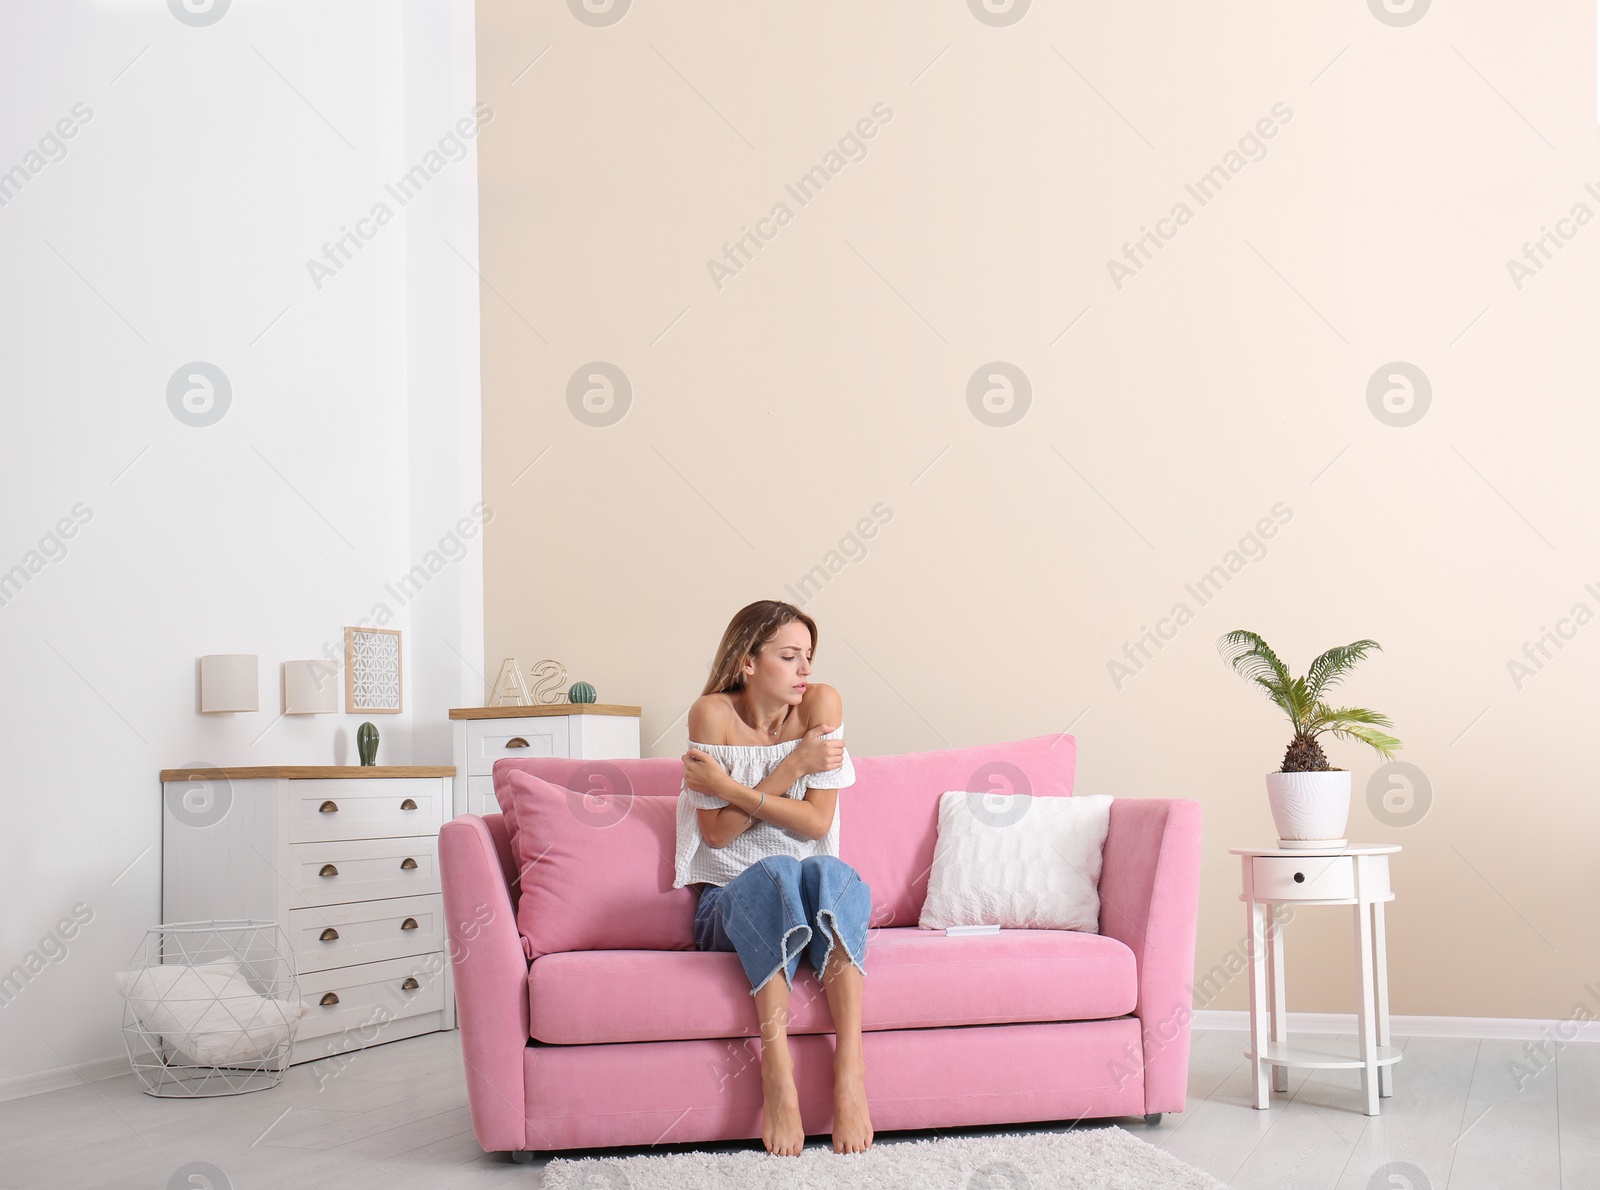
[357,721,379,766]
[568,681,597,704]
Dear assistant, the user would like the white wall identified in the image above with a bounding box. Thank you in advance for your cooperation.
[0,0,482,1097]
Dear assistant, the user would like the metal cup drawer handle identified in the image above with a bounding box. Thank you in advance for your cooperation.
[400,798,418,810]
[400,857,418,870]
[400,917,419,931]
[319,864,339,878]
[401,977,420,991]
[504,737,530,748]
[319,928,340,942]
[319,800,338,813]
[320,992,340,1006]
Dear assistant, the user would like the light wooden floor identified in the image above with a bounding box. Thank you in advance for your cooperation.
[1,1028,1593,1188]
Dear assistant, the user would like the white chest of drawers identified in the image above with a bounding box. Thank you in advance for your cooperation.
[160,766,455,1065]
[448,704,641,818]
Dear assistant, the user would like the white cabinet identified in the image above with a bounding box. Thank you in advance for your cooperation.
[161,766,455,1065]
[448,704,641,818]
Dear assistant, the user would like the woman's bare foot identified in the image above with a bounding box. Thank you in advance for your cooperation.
[761,1046,805,1157]
[831,1055,873,1154]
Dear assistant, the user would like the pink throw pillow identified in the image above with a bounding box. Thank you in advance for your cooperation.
[501,769,696,960]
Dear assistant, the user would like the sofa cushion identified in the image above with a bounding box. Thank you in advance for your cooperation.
[526,926,1136,1045]
[919,792,1113,932]
[493,755,683,865]
[500,769,696,960]
[842,734,1078,930]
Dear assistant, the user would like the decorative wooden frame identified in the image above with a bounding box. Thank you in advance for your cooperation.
[344,626,403,714]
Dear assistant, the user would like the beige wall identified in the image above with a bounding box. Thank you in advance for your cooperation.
[475,0,1600,1019]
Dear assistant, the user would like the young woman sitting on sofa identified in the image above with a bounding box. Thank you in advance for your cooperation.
[672,599,873,1158]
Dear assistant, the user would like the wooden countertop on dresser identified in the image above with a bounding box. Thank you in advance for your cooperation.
[160,766,456,781]
[447,704,641,720]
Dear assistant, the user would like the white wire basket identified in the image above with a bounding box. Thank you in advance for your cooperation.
[117,920,307,1098]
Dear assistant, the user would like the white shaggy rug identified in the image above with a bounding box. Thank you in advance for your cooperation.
[539,1125,1226,1189]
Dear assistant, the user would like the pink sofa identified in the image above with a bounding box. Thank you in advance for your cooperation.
[439,732,1202,1160]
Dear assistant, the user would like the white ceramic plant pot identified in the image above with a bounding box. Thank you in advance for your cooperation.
[1264,770,1351,849]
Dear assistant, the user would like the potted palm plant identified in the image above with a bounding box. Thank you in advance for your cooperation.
[1217,630,1402,848]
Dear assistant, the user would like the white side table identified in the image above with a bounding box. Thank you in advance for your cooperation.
[1231,844,1401,1116]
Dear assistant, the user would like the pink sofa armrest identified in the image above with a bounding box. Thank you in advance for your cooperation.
[1096,797,1203,1115]
[440,814,530,1153]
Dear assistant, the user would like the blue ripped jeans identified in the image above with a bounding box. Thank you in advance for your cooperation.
[693,854,871,996]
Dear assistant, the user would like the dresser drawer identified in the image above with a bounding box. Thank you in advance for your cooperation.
[464,774,498,817]
[288,894,444,973]
[466,717,568,775]
[287,779,444,843]
[296,954,447,1041]
[1252,855,1355,901]
[289,837,440,907]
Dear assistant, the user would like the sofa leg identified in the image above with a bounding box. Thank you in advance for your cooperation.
[1144,1113,1162,1126]
[506,1151,535,1164]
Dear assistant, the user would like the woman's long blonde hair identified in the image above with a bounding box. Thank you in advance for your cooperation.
[701,600,819,697]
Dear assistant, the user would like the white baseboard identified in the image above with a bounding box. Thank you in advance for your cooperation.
[1192,1010,1600,1043]
[0,1055,129,1105]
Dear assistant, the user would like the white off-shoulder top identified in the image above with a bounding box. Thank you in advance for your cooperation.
[672,723,856,890]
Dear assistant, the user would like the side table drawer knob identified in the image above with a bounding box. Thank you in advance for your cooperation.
[400,917,419,931]
[319,864,339,878]
[401,977,420,991]
[400,798,418,810]
[319,992,340,1006]
[1293,872,1305,883]
[505,737,530,748]
[319,928,340,941]
[318,800,339,814]
[400,857,418,870]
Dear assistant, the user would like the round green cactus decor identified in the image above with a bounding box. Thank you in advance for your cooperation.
[357,721,379,766]
[567,681,597,704]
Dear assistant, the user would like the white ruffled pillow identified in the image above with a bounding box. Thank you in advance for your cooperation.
[114,962,309,1066]
[918,792,1114,932]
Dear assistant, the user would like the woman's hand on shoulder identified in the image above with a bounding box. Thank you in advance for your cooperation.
[791,725,846,776]
[792,684,845,775]
[683,747,728,796]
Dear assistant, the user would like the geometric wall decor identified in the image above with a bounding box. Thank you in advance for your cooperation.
[343,627,402,714]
